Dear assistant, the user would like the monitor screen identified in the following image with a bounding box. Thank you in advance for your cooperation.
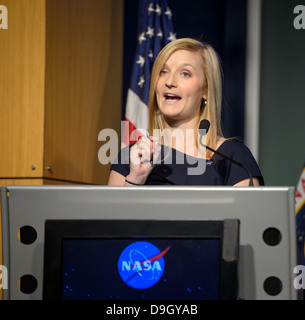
[43,219,239,300]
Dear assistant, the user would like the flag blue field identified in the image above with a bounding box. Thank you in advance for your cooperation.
[122,0,176,147]
[296,163,305,266]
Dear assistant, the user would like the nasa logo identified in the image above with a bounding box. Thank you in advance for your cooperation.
[118,241,170,289]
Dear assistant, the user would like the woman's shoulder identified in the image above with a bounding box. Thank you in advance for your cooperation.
[110,144,132,176]
[216,138,251,154]
[214,137,260,167]
[113,144,134,162]
[214,137,264,185]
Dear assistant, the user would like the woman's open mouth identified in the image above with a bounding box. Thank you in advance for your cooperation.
[164,93,182,102]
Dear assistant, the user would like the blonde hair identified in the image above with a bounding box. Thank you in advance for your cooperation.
[148,38,223,159]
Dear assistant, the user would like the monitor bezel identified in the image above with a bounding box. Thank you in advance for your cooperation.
[43,219,239,300]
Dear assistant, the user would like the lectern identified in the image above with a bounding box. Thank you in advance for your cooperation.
[0,185,298,300]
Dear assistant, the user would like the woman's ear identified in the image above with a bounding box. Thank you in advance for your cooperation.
[202,87,208,106]
[200,97,207,109]
[202,96,207,106]
[202,87,207,101]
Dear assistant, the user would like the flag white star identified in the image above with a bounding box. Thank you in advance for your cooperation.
[157,28,163,39]
[138,32,146,44]
[136,55,145,67]
[168,32,176,42]
[165,7,173,20]
[137,76,145,88]
[146,26,154,38]
[148,3,154,15]
[148,49,153,59]
[155,4,162,16]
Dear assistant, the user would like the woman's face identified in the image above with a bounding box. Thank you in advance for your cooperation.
[155,49,206,126]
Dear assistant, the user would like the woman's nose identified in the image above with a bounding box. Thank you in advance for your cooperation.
[165,74,177,88]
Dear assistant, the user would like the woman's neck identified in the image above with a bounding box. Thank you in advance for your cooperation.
[163,115,200,132]
[161,117,201,158]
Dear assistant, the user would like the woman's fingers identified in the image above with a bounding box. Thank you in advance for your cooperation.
[131,136,158,165]
[151,136,161,164]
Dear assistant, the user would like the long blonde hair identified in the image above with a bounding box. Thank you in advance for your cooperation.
[148,38,223,159]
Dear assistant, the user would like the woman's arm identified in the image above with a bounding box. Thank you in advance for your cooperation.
[233,177,260,187]
[107,170,126,186]
[107,170,149,186]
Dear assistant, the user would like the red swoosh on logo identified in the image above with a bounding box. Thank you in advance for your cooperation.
[125,246,171,283]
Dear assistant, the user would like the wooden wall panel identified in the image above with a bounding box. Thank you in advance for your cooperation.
[0,0,46,178]
[44,0,123,185]
[43,179,82,185]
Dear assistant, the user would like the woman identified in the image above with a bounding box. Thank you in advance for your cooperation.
[108,38,264,186]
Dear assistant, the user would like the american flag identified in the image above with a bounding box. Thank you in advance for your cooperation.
[122,0,176,148]
[296,163,305,266]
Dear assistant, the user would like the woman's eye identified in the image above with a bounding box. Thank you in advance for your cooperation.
[160,70,168,75]
[181,72,191,77]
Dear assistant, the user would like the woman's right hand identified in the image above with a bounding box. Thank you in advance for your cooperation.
[126,136,160,185]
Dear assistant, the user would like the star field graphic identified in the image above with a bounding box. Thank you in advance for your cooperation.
[61,238,220,300]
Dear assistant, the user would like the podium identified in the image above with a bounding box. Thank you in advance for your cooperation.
[1,185,298,300]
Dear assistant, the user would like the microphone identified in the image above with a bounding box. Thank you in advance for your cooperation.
[199,120,253,186]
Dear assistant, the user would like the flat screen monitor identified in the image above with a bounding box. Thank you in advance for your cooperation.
[43,219,239,300]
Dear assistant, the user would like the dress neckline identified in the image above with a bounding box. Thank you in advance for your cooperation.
[160,139,230,160]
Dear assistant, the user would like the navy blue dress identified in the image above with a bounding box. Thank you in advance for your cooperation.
[110,139,264,186]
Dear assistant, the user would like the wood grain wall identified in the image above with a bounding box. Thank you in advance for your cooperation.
[44,0,123,184]
[0,0,46,178]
